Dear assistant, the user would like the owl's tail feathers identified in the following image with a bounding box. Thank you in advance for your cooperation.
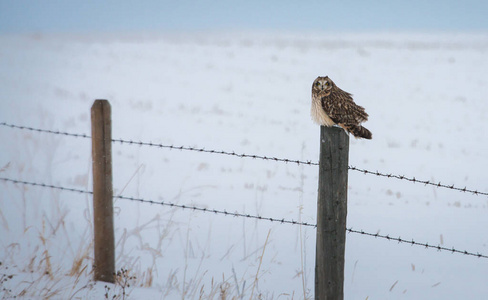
[342,124,372,139]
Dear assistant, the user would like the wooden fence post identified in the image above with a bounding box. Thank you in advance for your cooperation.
[91,99,115,283]
[315,126,349,300]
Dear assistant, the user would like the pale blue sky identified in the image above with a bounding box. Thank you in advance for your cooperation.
[1,0,487,33]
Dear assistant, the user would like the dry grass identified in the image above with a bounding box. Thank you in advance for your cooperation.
[0,184,94,298]
[250,229,271,300]
[1,190,291,299]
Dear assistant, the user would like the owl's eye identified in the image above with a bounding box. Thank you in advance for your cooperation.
[315,82,320,86]
[325,82,330,86]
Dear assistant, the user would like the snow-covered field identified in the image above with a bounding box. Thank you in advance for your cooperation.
[1,31,488,299]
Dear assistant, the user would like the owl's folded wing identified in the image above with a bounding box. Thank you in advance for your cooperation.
[321,95,368,125]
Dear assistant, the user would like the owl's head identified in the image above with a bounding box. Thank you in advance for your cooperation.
[312,76,334,97]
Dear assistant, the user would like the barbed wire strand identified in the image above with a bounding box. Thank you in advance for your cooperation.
[0,177,313,227]
[1,122,487,197]
[0,122,90,139]
[1,176,487,259]
[346,228,487,259]
[348,166,487,197]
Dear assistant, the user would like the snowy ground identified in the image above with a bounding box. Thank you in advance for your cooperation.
[0,31,488,299]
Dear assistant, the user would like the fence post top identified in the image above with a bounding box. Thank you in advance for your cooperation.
[92,99,111,108]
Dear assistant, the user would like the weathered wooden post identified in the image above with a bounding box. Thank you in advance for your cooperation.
[315,126,349,300]
[91,99,115,283]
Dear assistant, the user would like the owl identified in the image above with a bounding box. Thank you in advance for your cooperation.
[311,76,372,139]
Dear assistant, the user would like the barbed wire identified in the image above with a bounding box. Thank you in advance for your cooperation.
[346,228,487,259]
[1,121,487,197]
[1,176,487,259]
[0,122,90,139]
[0,177,93,194]
[348,166,488,196]
[0,176,314,227]
[111,138,318,166]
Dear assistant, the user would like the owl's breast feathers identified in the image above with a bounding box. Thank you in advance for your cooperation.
[311,93,336,126]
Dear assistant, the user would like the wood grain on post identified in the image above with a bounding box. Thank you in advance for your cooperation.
[315,125,349,300]
[91,100,115,283]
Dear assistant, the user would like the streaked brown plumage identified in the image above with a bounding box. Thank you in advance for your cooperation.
[311,76,372,139]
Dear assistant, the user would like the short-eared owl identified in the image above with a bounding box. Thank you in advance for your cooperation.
[311,76,372,139]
